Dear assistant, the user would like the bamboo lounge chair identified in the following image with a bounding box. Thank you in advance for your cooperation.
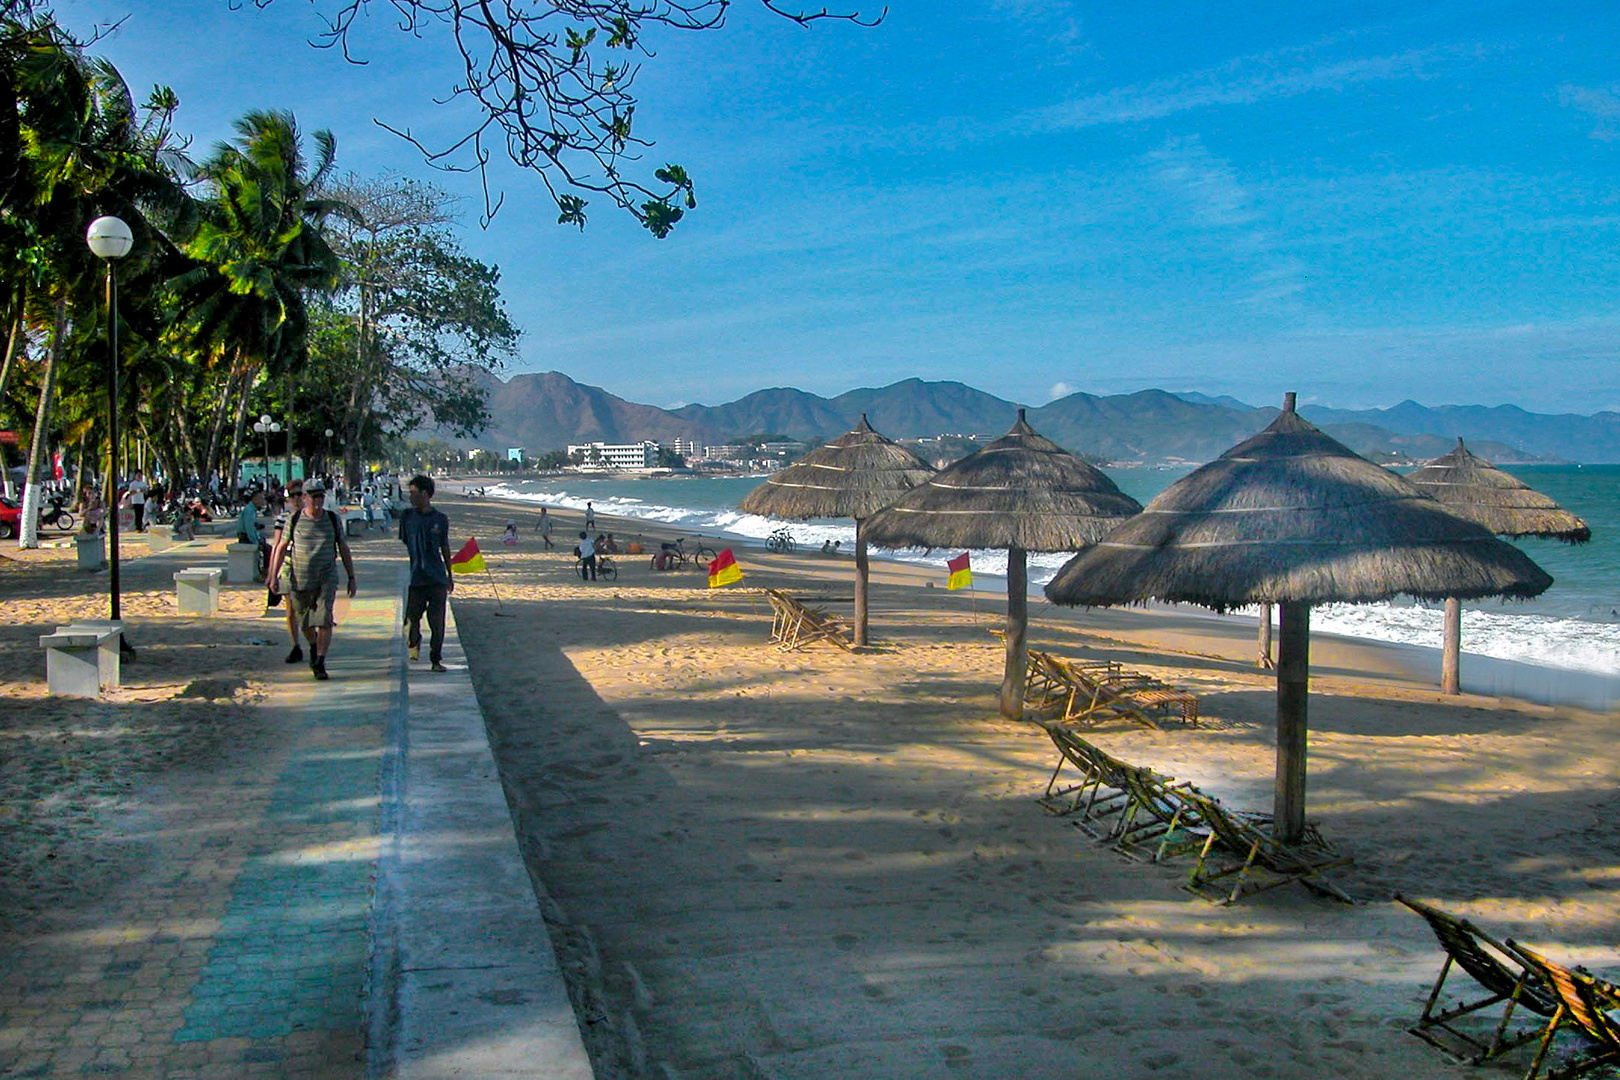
[1181,790,1355,905]
[1037,653,1200,729]
[1111,766,1209,864]
[762,587,853,652]
[1394,895,1559,1064]
[1505,940,1620,1080]
[1037,724,1131,828]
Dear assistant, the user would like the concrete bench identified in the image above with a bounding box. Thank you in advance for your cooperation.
[146,524,174,552]
[76,533,106,571]
[40,623,121,697]
[174,567,224,616]
[226,542,260,584]
[341,510,368,537]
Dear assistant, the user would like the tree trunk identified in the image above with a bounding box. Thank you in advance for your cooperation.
[224,371,253,490]
[999,546,1028,719]
[0,306,23,498]
[1257,603,1274,669]
[1273,602,1311,844]
[170,371,202,481]
[201,359,246,484]
[1441,597,1462,695]
[68,433,87,507]
[853,517,869,647]
[19,297,67,549]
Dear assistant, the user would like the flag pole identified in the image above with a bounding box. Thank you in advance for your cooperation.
[484,564,509,615]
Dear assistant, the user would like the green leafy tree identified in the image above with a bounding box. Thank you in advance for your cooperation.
[317,175,518,488]
[169,109,346,484]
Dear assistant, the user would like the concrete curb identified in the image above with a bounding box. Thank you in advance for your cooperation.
[369,593,595,1079]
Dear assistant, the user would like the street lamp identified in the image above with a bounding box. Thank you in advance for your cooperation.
[323,428,334,481]
[253,415,282,486]
[87,216,132,643]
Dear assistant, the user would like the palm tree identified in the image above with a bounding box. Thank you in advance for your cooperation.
[170,110,346,485]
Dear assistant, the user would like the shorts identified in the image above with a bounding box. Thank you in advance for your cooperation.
[289,579,339,631]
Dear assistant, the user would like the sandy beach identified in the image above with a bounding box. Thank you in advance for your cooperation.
[429,483,1620,1079]
[3,486,1617,1079]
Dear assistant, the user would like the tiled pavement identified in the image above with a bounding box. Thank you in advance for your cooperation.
[0,549,590,1080]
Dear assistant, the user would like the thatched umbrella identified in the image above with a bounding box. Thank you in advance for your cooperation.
[1044,394,1551,842]
[862,409,1143,719]
[1406,438,1590,694]
[739,415,933,646]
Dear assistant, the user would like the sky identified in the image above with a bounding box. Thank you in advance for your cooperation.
[51,0,1620,414]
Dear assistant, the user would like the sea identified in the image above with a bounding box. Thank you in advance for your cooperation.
[484,464,1620,682]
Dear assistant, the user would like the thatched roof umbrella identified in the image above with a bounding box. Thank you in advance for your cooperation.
[739,415,934,646]
[1406,438,1590,694]
[862,409,1143,719]
[1044,394,1551,842]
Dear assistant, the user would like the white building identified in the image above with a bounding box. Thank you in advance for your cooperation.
[567,440,661,469]
[669,438,701,459]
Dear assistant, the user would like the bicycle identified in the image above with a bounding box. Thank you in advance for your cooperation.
[765,526,796,554]
[596,554,619,581]
[657,536,716,568]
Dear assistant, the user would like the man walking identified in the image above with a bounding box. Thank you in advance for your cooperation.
[577,530,597,581]
[399,474,454,672]
[267,481,356,681]
[125,469,150,531]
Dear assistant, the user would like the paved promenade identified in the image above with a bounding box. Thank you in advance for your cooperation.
[0,540,591,1079]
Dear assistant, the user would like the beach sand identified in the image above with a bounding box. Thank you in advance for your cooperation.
[437,482,1620,1080]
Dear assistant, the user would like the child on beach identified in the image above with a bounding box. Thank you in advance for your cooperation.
[502,522,518,546]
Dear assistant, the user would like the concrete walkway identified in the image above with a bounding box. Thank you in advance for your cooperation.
[0,544,591,1079]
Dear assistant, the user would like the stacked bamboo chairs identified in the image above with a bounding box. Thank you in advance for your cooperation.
[762,587,853,652]
[1036,722,1354,904]
[1024,648,1199,729]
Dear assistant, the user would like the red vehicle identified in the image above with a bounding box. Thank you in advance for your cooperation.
[0,496,19,540]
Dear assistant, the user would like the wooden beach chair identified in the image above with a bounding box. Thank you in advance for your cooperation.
[1504,940,1620,1080]
[1110,766,1208,863]
[1181,791,1355,905]
[1394,895,1559,1064]
[762,587,852,652]
[1033,654,1200,730]
[1037,724,1131,829]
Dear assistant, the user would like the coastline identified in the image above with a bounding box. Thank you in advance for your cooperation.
[442,477,1616,714]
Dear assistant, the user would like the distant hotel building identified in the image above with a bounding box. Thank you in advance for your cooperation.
[567,440,661,469]
[669,438,701,459]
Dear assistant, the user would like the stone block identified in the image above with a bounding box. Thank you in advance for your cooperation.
[76,533,106,571]
[173,567,223,616]
[226,543,259,585]
[40,624,121,697]
[147,524,173,552]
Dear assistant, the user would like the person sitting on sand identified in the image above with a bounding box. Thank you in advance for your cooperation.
[599,532,619,554]
[502,522,518,546]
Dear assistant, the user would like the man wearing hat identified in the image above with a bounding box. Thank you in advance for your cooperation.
[266,480,357,680]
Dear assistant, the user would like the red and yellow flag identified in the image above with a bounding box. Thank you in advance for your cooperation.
[946,551,972,591]
[450,537,487,575]
[707,548,742,588]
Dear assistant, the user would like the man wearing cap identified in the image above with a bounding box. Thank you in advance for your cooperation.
[266,481,356,680]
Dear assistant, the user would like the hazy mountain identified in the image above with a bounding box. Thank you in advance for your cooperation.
[1300,401,1620,462]
[459,371,1600,463]
[1171,391,1256,410]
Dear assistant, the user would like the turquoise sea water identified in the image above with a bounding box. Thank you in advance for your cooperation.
[486,464,1620,676]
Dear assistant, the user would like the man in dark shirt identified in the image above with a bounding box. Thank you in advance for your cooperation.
[398,474,454,672]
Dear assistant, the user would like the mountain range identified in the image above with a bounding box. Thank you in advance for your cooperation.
[457,370,1620,464]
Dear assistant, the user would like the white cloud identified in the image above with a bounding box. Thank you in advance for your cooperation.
[1049,381,1076,400]
[1558,83,1620,142]
[1035,41,1482,131]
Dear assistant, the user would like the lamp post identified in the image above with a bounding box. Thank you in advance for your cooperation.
[252,415,282,486]
[323,428,334,482]
[87,216,132,639]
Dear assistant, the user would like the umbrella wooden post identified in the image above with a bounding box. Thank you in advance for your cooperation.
[1257,603,1274,669]
[853,517,869,647]
[1274,601,1310,843]
[1441,597,1461,695]
[1000,546,1027,719]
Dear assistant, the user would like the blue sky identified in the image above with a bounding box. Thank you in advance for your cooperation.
[55,0,1620,413]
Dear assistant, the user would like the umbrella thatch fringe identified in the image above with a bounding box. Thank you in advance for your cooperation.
[1406,439,1591,543]
[863,412,1142,552]
[1046,400,1552,609]
[739,415,933,521]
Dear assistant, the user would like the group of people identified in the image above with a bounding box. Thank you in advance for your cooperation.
[231,473,453,682]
